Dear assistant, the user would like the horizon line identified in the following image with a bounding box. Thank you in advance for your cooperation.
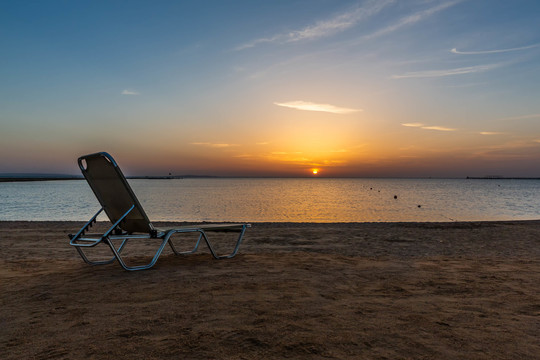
[2,173,540,182]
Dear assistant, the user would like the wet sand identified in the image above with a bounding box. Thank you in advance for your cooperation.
[1,221,539,359]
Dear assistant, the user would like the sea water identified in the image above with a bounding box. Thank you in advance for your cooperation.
[0,178,539,222]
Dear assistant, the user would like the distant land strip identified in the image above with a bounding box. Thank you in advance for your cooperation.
[0,175,198,182]
[466,176,540,180]
[2,175,540,182]
[0,176,83,183]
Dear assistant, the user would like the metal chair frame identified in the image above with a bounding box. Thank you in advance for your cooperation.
[69,152,250,271]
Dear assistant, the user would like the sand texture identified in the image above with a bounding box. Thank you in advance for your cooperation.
[1,221,539,359]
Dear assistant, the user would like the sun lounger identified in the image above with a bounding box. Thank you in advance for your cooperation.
[69,152,250,271]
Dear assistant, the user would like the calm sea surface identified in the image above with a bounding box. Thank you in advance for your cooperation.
[1,178,539,222]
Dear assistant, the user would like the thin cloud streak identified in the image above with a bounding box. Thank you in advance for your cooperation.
[235,0,394,50]
[275,101,362,114]
[402,123,425,127]
[392,64,500,79]
[365,0,463,40]
[402,123,456,131]
[421,126,457,131]
[121,89,140,95]
[479,132,504,135]
[451,44,539,55]
[285,0,393,42]
[191,142,239,148]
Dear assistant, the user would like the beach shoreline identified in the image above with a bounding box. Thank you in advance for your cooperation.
[1,220,539,359]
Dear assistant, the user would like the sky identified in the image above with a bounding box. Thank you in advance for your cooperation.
[1,0,540,178]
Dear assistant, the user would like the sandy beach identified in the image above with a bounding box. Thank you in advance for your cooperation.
[1,220,539,359]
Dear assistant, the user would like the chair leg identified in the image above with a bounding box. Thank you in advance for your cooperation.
[201,226,248,259]
[74,239,130,266]
[104,237,171,271]
[168,233,203,255]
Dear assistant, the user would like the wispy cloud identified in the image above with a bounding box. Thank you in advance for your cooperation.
[235,0,394,50]
[191,142,239,148]
[402,123,456,131]
[451,44,539,55]
[274,101,362,114]
[121,89,140,95]
[366,0,463,39]
[421,126,457,132]
[392,64,500,79]
[401,123,425,127]
[479,131,504,135]
[498,113,540,121]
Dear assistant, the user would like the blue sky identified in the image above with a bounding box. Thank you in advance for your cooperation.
[1,0,540,177]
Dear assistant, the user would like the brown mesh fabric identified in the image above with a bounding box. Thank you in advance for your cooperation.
[80,153,152,234]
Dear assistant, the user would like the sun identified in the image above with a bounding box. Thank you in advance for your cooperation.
[311,169,319,175]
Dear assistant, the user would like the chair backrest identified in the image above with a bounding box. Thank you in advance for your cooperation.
[78,152,154,234]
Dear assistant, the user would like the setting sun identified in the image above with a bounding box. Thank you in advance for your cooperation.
[312,169,319,175]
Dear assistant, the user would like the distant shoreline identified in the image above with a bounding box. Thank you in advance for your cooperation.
[2,175,540,182]
[465,176,540,180]
[0,177,84,183]
[0,176,185,182]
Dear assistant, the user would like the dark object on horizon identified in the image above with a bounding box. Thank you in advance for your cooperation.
[394,195,398,199]
[418,205,422,208]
